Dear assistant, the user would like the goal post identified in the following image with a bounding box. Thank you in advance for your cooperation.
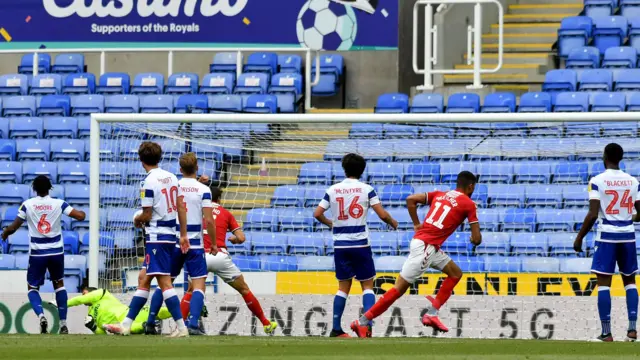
[89,112,640,339]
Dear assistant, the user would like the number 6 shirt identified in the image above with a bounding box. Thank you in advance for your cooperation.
[413,190,479,248]
[318,178,380,249]
[589,169,639,243]
[141,167,181,244]
[17,195,74,256]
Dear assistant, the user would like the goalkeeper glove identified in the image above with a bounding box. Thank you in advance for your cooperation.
[84,315,97,332]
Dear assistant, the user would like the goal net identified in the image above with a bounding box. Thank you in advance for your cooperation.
[89,113,640,339]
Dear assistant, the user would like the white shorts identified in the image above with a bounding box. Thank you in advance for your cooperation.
[400,239,452,284]
[206,250,242,283]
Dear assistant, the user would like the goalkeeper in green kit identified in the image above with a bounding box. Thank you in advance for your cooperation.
[63,286,171,334]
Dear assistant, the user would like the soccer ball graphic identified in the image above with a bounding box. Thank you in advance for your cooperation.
[297,0,358,51]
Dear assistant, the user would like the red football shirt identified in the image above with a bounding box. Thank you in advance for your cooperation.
[413,190,479,247]
[203,202,241,251]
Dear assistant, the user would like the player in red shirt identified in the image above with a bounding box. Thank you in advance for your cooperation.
[351,171,482,337]
[179,187,278,334]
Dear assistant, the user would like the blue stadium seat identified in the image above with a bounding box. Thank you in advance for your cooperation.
[324,140,358,162]
[245,208,278,232]
[175,94,208,113]
[303,186,326,208]
[208,94,243,115]
[482,92,516,113]
[375,93,409,113]
[440,162,477,184]
[38,95,71,116]
[298,162,332,185]
[51,139,84,161]
[71,95,104,116]
[477,162,513,183]
[591,92,625,112]
[2,207,23,228]
[17,139,49,161]
[536,208,575,232]
[64,254,86,281]
[566,47,601,68]
[548,232,586,256]
[357,139,394,162]
[52,54,84,73]
[614,69,640,91]
[601,121,637,136]
[578,69,612,91]
[484,256,521,272]
[392,139,430,162]
[374,256,405,272]
[4,96,36,117]
[131,73,164,95]
[105,95,139,113]
[451,255,485,272]
[62,73,95,94]
[0,74,28,96]
[501,208,536,232]
[563,184,589,207]
[96,72,130,94]
[13,254,28,269]
[511,233,548,256]
[379,184,413,207]
[471,184,489,208]
[526,184,563,208]
[18,53,51,74]
[403,163,440,184]
[22,161,57,183]
[383,124,419,138]
[440,232,470,255]
[244,52,278,75]
[602,46,637,68]
[585,0,616,17]
[367,208,407,231]
[350,123,383,139]
[234,73,268,94]
[271,185,305,207]
[0,254,15,269]
[9,117,42,138]
[593,16,628,54]
[0,161,21,183]
[0,140,16,161]
[573,137,609,160]
[63,231,79,255]
[630,17,640,53]
[514,162,552,184]
[369,232,398,255]
[8,229,30,254]
[251,233,287,255]
[311,54,344,97]
[521,257,560,272]
[244,94,277,113]
[542,70,577,93]
[43,117,77,138]
[210,52,241,73]
[474,232,509,256]
[278,208,314,232]
[297,256,334,270]
[64,184,89,206]
[367,162,404,184]
[30,74,62,95]
[140,95,173,113]
[564,122,600,137]
[105,207,138,229]
[455,123,492,138]
[268,73,303,112]
[446,93,480,113]
[493,122,528,137]
[278,55,302,73]
[260,255,298,271]
[558,16,593,58]
[560,258,592,273]
[518,92,551,112]
[231,255,261,271]
[410,93,443,113]
[200,73,234,94]
[488,185,525,208]
[553,92,589,112]
[288,233,325,256]
[166,73,199,95]
[553,162,588,183]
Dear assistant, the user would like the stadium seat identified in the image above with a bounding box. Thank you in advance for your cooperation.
[526,184,563,208]
[278,208,314,232]
[251,233,288,255]
[22,161,57,183]
[578,69,612,91]
[488,185,525,208]
[38,95,71,117]
[8,229,30,254]
[244,52,278,75]
[518,92,551,112]
[43,117,77,138]
[566,47,601,68]
[2,207,22,228]
[591,92,626,112]
[245,208,278,232]
[560,258,592,273]
[311,54,344,98]
[64,184,90,206]
[601,121,637,136]
[208,94,243,114]
[52,54,84,73]
[367,208,409,231]
[303,186,326,208]
[0,161,21,183]
[630,17,640,53]
[548,233,586,255]
[501,208,536,232]
[563,184,589,208]
[451,255,485,272]
[441,232,471,255]
[350,123,383,139]
[369,232,398,255]
[71,95,104,116]
[482,92,516,113]
[64,254,86,281]
[166,73,199,95]
[234,73,268,94]
[96,72,130,94]
[614,69,640,91]
[584,0,616,17]
[403,163,440,184]
[374,256,405,272]
[553,92,589,112]
[379,184,413,207]
[3,96,36,117]
[573,137,610,160]
[17,139,49,161]
[105,95,139,113]
[0,120,8,140]
[298,162,332,185]
[18,53,51,74]
[131,73,164,95]
[9,117,42,138]
[278,55,302,73]
[297,256,334,271]
[602,46,637,68]
[0,254,15,269]
[0,74,28,95]
[367,162,404,184]
[271,185,305,207]
[446,93,480,113]
[514,162,552,184]
[484,256,522,272]
[383,124,419,139]
[474,232,509,256]
[440,162,477,184]
[557,16,593,58]
[477,162,513,184]
[58,161,89,184]
[62,73,95,94]
[536,209,575,232]
[30,74,62,95]
[325,140,357,163]
[593,16,628,54]
[375,93,409,113]
[63,231,80,255]
[542,70,577,93]
[14,254,28,269]
[260,255,298,271]
[230,255,260,271]
[244,94,278,113]
[455,123,492,138]
[521,257,560,272]
[139,95,173,113]
[288,234,325,256]
[393,139,430,162]
[175,94,208,113]
[511,233,548,256]
[357,140,394,162]
[553,162,588,184]
[200,73,235,94]
[210,52,241,73]
[411,93,444,113]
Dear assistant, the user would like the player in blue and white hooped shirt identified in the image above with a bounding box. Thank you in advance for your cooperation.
[105,142,190,338]
[1,175,85,334]
[144,153,216,336]
[314,153,398,338]
[575,143,640,342]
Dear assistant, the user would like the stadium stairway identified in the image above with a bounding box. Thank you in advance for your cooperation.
[444,0,582,95]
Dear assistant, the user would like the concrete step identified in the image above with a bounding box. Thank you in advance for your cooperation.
[229,174,299,186]
[244,167,300,178]
[481,42,553,52]
[507,3,582,14]
[491,22,560,34]
[257,151,324,163]
[482,33,557,44]
[224,186,276,194]
[443,72,546,84]
[453,63,546,75]
[464,52,552,66]
[491,84,537,96]
[504,13,575,23]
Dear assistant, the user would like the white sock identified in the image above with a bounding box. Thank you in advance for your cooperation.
[60,320,67,327]
[176,319,186,330]
[39,313,45,320]
[122,317,133,328]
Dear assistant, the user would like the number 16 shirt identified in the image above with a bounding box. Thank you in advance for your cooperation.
[413,190,478,248]
[318,178,380,249]
[141,167,181,244]
[589,169,639,243]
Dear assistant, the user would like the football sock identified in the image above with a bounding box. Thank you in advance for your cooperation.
[180,292,193,320]
[362,289,375,326]
[54,287,68,322]
[332,291,348,331]
[146,288,164,326]
[434,276,460,310]
[27,289,44,317]
[626,284,638,331]
[188,290,205,329]
[598,286,612,335]
[243,291,270,326]
[360,287,402,325]
[163,288,186,330]
[125,288,149,327]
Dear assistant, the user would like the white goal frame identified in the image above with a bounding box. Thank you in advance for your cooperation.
[88,111,636,287]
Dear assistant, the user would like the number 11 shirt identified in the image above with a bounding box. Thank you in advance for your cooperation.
[413,190,478,248]
[141,167,181,244]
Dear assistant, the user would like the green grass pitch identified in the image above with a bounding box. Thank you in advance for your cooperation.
[0,336,638,360]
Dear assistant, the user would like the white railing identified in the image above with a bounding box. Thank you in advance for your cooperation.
[0,47,321,111]
[413,0,504,90]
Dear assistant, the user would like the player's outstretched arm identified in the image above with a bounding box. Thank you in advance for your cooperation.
[1,217,23,240]
[371,203,398,230]
[313,206,333,229]
[406,193,427,231]
[574,199,600,252]
[67,289,104,307]
[68,208,86,221]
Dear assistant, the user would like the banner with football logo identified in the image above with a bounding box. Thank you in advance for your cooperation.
[0,0,398,50]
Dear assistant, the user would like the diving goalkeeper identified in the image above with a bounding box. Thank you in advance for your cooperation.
[64,286,171,334]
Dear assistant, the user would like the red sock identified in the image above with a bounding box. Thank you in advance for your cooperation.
[433,277,460,310]
[364,287,402,321]
[180,292,192,320]
[243,291,270,326]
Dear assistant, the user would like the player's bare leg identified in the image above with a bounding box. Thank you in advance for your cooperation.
[593,274,614,342]
[186,277,207,335]
[351,276,411,338]
[331,279,353,338]
[422,260,462,333]
[229,275,277,334]
[52,279,69,334]
[622,274,638,342]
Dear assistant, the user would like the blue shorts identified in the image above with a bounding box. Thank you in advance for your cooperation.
[145,242,175,276]
[334,246,376,281]
[170,247,207,279]
[591,241,638,276]
[27,254,64,288]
